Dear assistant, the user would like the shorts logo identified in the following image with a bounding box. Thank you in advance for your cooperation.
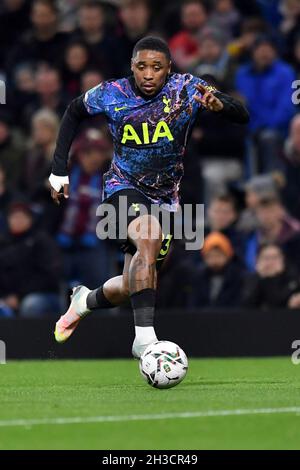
[131,203,140,213]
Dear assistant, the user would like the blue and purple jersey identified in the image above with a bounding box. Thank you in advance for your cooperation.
[83,73,212,210]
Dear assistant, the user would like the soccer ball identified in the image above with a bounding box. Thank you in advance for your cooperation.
[139,341,188,389]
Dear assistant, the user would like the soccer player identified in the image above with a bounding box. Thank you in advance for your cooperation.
[49,36,249,358]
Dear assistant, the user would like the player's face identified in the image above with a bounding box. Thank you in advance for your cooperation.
[131,50,171,97]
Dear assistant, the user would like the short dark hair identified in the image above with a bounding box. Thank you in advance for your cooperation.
[257,242,284,259]
[212,194,239,212]
[182,0,208,11]
[32,0,59,14]
[132,36,171,61]
[80,0,104,11]
[252,34,278,51]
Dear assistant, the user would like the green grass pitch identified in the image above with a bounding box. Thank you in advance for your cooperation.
[0,357,300,450]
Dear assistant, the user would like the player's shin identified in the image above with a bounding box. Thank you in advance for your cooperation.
[130,288,158,357]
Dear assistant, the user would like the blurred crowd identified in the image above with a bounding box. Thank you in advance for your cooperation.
[1,0,300,316]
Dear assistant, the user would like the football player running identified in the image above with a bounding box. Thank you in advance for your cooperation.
[49,36,249,358]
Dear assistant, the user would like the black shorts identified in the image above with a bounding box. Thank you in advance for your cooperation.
[100,189,175,269]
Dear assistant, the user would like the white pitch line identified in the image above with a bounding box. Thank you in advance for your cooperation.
[0,407,300,428]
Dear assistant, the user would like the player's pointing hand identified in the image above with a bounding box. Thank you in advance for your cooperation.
[193,83,224,112]
[49,173,69,206]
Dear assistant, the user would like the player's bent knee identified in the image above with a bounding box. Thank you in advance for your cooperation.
[128,214,162,245]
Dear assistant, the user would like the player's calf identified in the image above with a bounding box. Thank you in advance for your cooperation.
[128,220,163,358]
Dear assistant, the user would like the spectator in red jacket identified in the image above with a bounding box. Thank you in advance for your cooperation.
[169,0,211,71]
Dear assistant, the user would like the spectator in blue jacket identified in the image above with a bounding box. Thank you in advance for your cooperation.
[236,35,296,172]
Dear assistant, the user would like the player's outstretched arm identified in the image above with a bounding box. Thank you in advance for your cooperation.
[193,83,249,125]
[49,95,90,205]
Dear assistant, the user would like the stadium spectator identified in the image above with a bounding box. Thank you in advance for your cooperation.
[0,165,22,233]
[0,200,62,317]
[206,194,246,261]
[256,0,282,29]
[23,67,69,125]
[169,0,211,71]
[244,173,283,211]
[158,232,244,309]
[56,129,116,288]
[227,17,269,63]
[280,0,300,63]
[0,0,31,69]
[56,0,81,33]
[191,231,245,308]
[210,0,241,42]
[192,32,237,90]
[191,129,245,207]
[236,35,296,172]
[0,110,24,189]
[6,0,69,76]
[239,172,284,233]
[80,69,104,94]
[62,41,91,99]
[291,34,300,77]
[21,109,59,198]
[245,194,300,271]
[71,0,116,78]
[114,0,152,77]
[10,64,36,127]
[282,114,300,219]
[242,243,300,309]
[79,70,108,134]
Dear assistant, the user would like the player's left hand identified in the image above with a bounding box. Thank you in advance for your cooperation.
[193,83,224,112]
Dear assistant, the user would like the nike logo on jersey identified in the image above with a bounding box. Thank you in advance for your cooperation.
[115,106,127,112]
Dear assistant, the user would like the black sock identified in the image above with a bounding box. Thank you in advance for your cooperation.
[86,286,115,310]
[130,288,156,327]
